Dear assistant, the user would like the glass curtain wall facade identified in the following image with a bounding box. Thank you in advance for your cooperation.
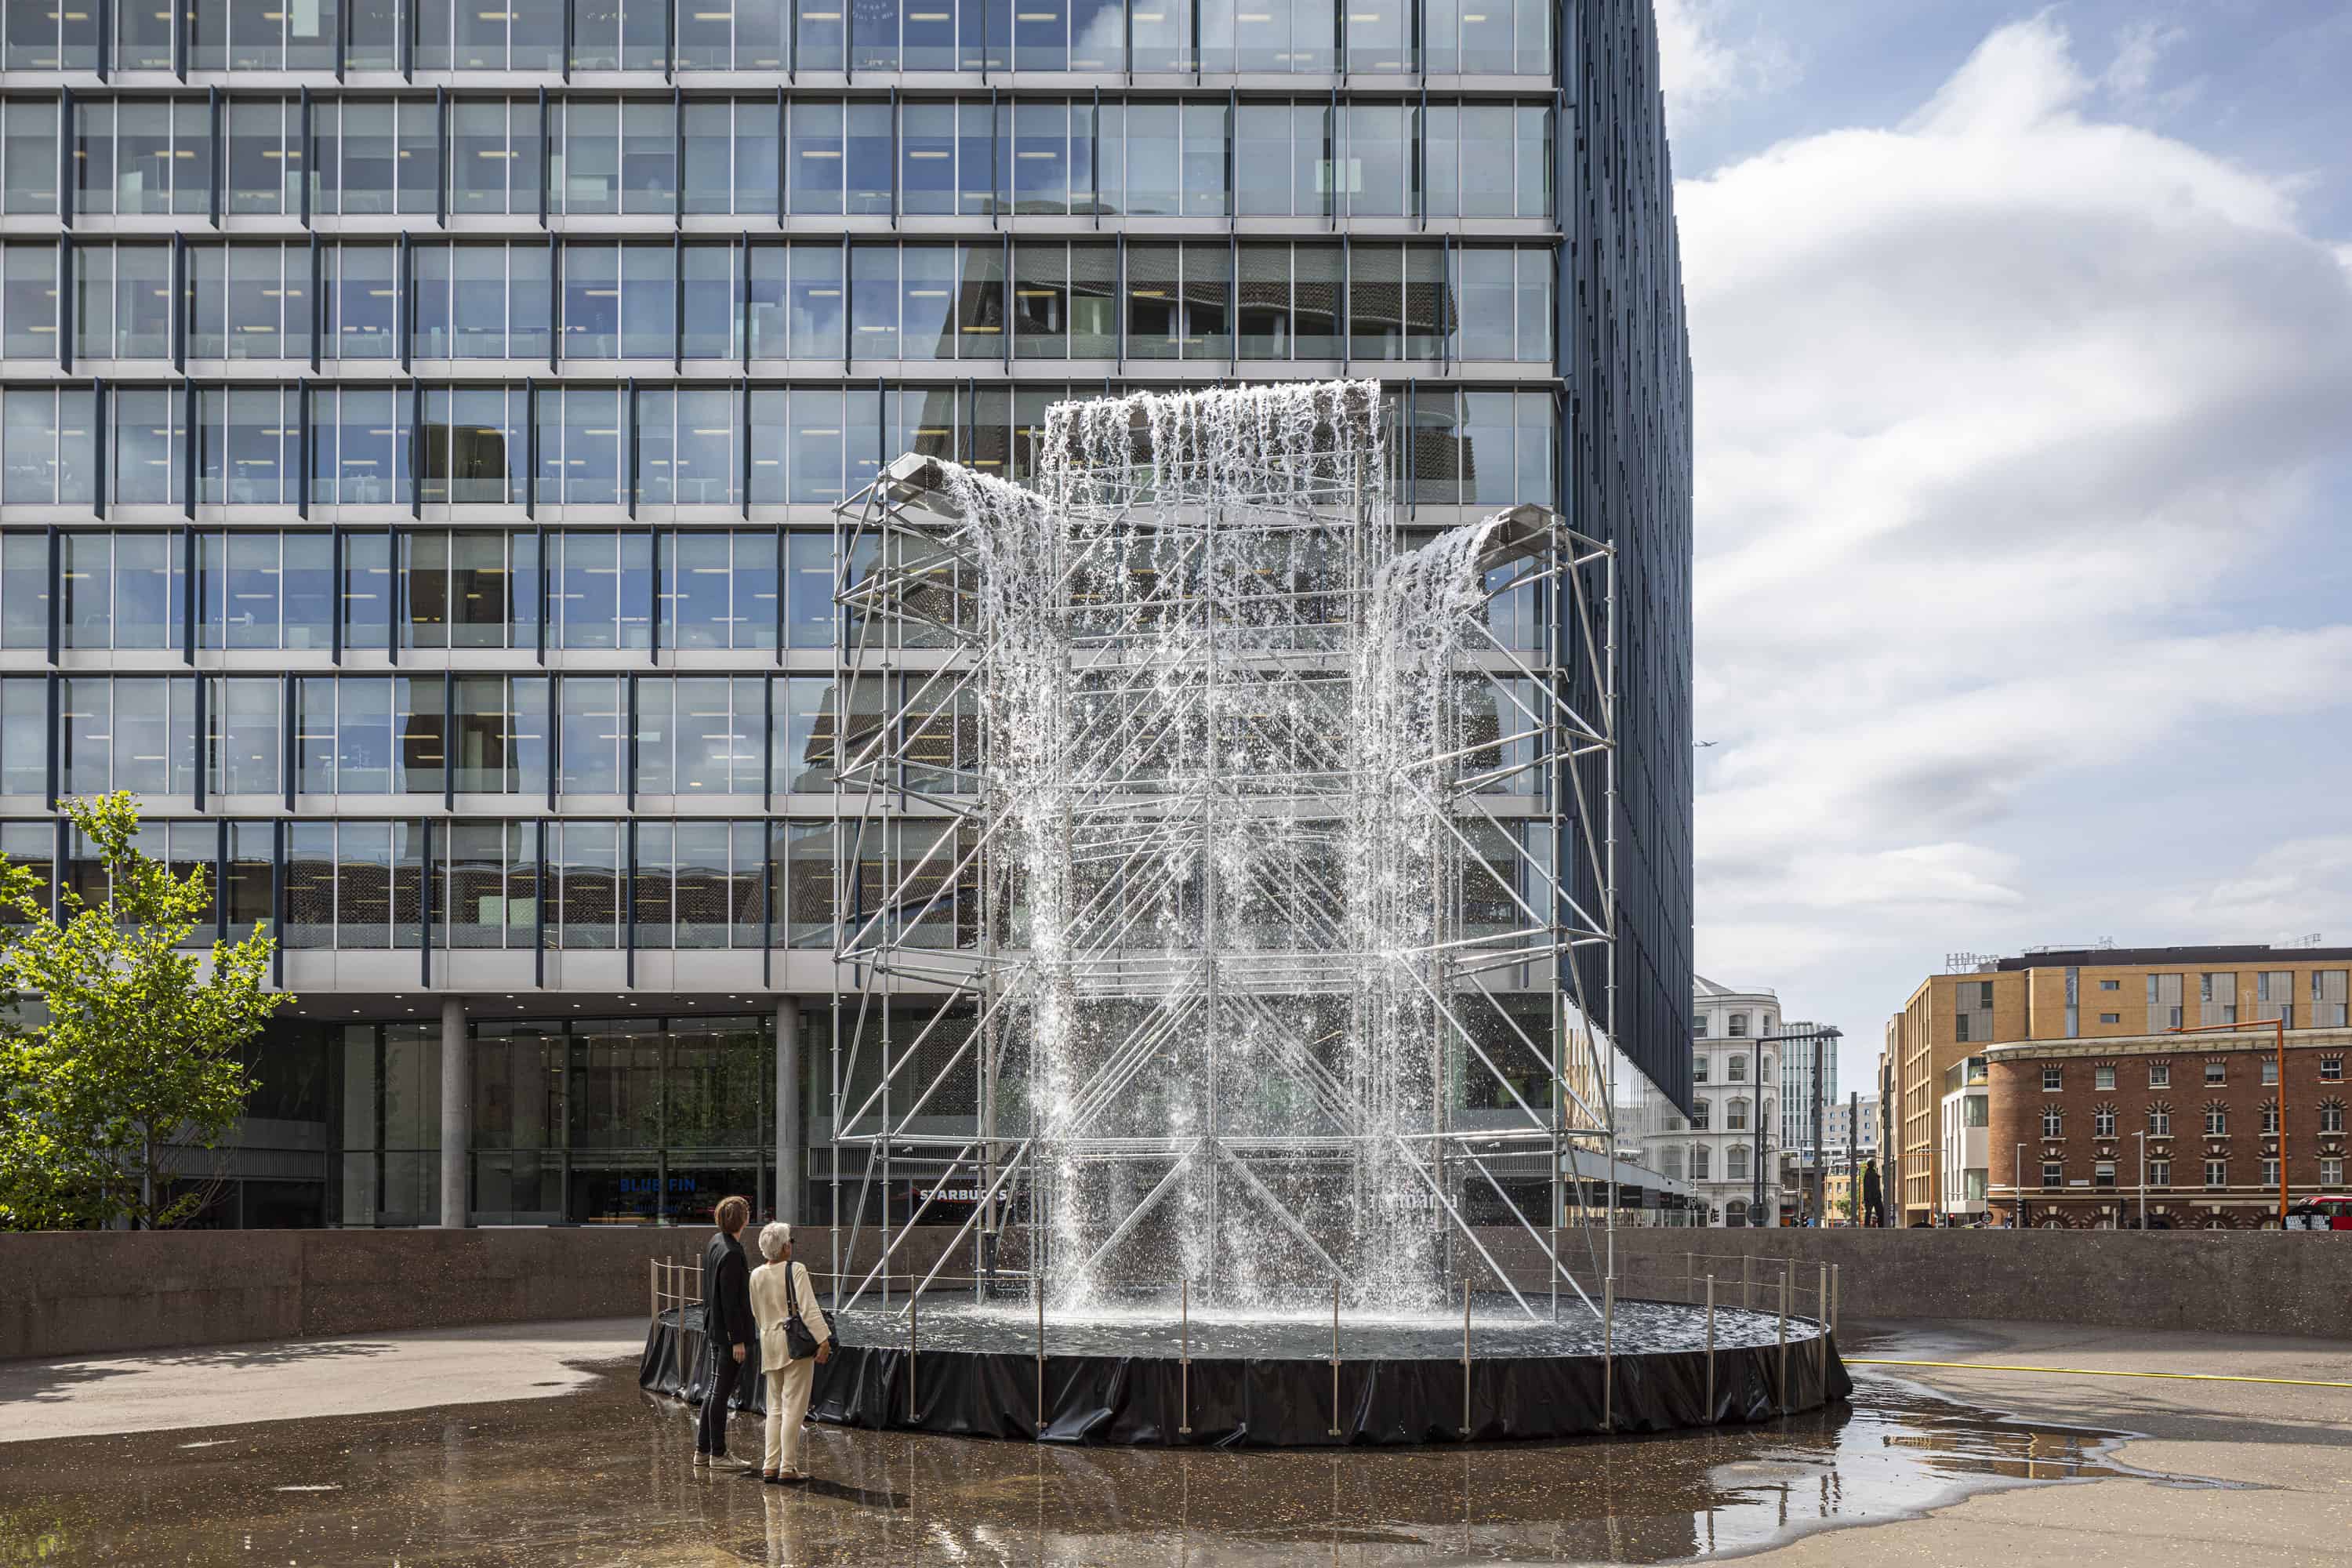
[0,0,1690,1225]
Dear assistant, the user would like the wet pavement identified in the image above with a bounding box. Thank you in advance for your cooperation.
[0,1359,2213,1566]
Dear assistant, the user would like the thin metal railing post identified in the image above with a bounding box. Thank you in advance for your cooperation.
[909,1288,919,1425]
[1816,1262,1828,1395]
[1602,1272,1615,1431]
[1460,1278,1472,1439]
[1743,1254,1753,1311]
[1327,1279,1342,1439]
[1704,1275,1715,1418]
[1831,1263,1841,1334]
[649,1257,657,1323]
[1178,1277,1192,1438]
[1777,1265,1790,1415]
[1035,1288,1047,1437]
[1686,1250,1693,1303]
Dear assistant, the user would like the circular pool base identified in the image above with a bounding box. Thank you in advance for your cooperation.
[642,1292,1849,1447]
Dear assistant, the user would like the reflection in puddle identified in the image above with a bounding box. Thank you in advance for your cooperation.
[0,1365,2216,1566]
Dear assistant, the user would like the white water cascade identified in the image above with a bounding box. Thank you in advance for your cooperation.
[837,380,1607,1318]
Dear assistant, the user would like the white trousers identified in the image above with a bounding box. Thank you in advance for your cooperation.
[762,1356,816,1475]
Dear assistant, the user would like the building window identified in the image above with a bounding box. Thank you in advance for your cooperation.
[2147,1104,2172,1137]
[2148,1062,2170,1088]
[1691,1015,1707,1038]
[2092,1105,2116,1138]
[1690,1100,1709,1131]
[2148,1158,2171,1187]
[2093,1065,2115,1091]
[2041,1107,2063,1138]
[2324,1157,2344,1188]
[1693,1056,1708,1083]
[2205,1159,2227,1189]
[2041,1161,2062,1189]
[2263,1058,2279,1086]
[1964,1169,1988,1201]
[2094,1162,2115,1189]
[2100,1013,2120,1024]
[1726,1098,1749,1132]
[1691,1145,1710,1181]
[2042,1065,2063,1092]
[2324,1057,2343,1083]
[2261,1158,2280,1188]
[2314,972,2350,1029]
[1726,1145,1750,1181]
[1729,1012,1748,1038]
[2205,1060,2226,1086]
[2262,1101,2278,1136]
[1955,1014,1971,1044]
[1962,1094,1987,1127]
[2099,978,2119,991]
[2205,1105,2227,1136]
[1727,1054,1748,1083]
[2321,1101,2344,1134]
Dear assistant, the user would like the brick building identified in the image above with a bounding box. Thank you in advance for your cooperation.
[1892,945,2352,1227]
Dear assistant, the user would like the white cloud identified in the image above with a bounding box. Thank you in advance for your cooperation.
[1679,19,2352,1047]
[1653,0,1793,120]
[2156,837,2352,940]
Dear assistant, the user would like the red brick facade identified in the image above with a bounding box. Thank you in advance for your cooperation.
[1986,1038,2352,1229]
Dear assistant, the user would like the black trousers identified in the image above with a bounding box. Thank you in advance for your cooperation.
[697,1341,742,1455]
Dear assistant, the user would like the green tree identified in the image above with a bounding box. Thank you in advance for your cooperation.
[0,793,292,1229]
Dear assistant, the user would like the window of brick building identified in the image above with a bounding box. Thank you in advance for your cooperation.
[2262,1158,2280,1188]
[2321,1101,2344,1134]
[2094,1161,2115,1188]
[2042,1065,2062,1091]
[2324,1157,2344,1188]
[2094,1064,2115,1091]
[2041,1162,2062,1189]
[2205,1104,2227,1136]
[2100,1012,2120,1024]
[2149,1061,2170,1087]
[2041,1107,2062,1138]
[2323,1057,2343,1083]
[2092,1104,2116,1138]
[2149,1158,2171,1187]
[2262,1101,2278,1135]
[2147,1103,2171,1136]
[2263,1058,2279,1086]
[2205,1159,2227,1189]
[2205,1060,2226,1086]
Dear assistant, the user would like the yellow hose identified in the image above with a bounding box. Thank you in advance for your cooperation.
[1846,1357,2352,1390]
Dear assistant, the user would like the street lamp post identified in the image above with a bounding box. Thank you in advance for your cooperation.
[2014,1142,2024,1229]
[2136,1129,2147,1230]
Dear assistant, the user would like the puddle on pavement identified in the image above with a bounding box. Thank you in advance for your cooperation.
[0,1363,2219,1566]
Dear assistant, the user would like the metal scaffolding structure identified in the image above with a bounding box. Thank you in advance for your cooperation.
[820,393,1619,1324]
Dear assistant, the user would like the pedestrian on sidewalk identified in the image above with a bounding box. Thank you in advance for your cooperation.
[750,1221,833,1483]
[694,1195,757,1470]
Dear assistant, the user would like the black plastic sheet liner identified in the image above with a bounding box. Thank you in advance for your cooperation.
[641,1305,1851,1447]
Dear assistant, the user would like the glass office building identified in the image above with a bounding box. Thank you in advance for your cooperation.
[0,0,1690,1225]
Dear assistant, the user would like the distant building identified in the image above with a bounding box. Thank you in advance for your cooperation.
[1891,944,2352,1227]
[1643,977,1784,1225]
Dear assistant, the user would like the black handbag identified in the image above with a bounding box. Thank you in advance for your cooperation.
[782,1262,836,1360]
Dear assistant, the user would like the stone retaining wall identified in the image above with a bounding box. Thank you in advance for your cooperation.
[8,1224,2350,1361]
[0,1225,961,1361]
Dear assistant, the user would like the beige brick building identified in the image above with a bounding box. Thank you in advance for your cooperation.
[1888,946,2352,1225]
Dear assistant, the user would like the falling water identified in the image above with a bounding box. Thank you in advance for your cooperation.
[913,382,1517,1314]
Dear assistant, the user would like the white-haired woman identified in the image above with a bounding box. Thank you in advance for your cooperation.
[749,1221,833,1483]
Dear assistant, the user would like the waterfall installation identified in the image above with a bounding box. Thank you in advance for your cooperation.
[747,381,1851,1444]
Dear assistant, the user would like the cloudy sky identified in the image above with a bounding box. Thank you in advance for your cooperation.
[1658,2,2352,1094]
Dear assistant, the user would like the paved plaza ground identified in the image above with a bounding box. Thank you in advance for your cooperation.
[2,1315,2349,1564]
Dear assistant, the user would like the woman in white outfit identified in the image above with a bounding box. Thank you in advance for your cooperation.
[748,1221,833,1483]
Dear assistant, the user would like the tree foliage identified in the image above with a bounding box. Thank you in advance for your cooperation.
[0,793,291,1229]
